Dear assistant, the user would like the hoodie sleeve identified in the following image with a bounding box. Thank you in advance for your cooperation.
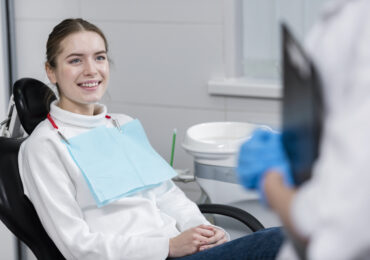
[154,180,230,240]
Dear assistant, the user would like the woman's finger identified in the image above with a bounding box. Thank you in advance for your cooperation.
[192,233,211,245]
[214,228,226,240]
[200,229,225,245]
[195,226,214,237]
[199,237,228,251]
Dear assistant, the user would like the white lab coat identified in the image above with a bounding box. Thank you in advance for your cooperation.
[278,0,370,259]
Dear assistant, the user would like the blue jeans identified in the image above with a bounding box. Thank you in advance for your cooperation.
[169,227,283,260]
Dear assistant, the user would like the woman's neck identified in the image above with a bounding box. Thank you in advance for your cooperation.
[57,100,96,116]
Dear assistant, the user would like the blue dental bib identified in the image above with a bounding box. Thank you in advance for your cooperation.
[64,119,177,207]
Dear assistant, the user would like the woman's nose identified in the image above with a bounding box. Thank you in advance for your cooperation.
[83,59,98,76]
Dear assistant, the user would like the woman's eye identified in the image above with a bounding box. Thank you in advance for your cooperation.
[69,58,81,64]
[96,55,106,61]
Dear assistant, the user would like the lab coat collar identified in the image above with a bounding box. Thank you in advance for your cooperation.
[49,100,108,128]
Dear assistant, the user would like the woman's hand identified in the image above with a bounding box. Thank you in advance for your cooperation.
[168,225,226,257]
[198,226,227,251]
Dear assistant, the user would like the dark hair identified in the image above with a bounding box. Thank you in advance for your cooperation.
[46,18,108,68]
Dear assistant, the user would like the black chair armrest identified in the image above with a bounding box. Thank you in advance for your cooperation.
[198,204,264,232]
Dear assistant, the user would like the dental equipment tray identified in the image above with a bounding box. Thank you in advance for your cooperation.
[281,24,324,186]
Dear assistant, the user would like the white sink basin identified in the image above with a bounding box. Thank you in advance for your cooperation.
[182,122,259,166]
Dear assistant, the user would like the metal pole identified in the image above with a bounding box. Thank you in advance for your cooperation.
[5,0,17,90]
[4,0,22,259]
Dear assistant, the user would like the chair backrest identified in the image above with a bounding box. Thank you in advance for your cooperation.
[0,137,64,259]
[0,78,64,259]
[13,78,57,135]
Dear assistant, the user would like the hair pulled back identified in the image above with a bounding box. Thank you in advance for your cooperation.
[46,18,108,68]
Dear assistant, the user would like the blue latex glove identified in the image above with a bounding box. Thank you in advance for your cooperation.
[237,128,294,204]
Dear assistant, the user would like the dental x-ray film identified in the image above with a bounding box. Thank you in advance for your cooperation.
[281,23,324,187]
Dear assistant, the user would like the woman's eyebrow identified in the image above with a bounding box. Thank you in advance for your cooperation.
[65,53,83,59]
[65,50,106,59]
[95,50,107,55]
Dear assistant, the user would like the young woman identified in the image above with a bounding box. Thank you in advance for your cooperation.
[19,18,282,260]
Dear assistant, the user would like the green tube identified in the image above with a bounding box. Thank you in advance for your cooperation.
[170,129,177,167]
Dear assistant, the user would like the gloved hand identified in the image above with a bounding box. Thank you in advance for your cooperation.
[237,128,294,204]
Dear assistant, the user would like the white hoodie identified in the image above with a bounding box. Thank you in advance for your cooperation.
[19,101,213,260]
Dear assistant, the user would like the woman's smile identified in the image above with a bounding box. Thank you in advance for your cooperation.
[77,80,102,90]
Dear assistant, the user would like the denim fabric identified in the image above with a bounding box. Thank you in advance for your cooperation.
[169,227,284,260]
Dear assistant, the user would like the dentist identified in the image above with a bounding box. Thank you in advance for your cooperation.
[238,0,370,259]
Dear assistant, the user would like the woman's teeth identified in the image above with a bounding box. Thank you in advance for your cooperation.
[80,82,99,88]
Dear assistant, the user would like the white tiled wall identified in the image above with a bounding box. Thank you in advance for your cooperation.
[100,22,225,109]
[80,0,223,23]
[13,1,281,258]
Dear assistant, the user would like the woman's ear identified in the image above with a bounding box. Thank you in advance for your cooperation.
[45,62,57,84]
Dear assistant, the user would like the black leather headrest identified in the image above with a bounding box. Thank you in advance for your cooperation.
[13,78,56,135]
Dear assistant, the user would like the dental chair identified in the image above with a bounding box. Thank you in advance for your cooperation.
[0,78,63,259]
[0,78,264,260]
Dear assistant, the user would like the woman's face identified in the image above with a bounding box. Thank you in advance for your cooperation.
[46,31,109,115]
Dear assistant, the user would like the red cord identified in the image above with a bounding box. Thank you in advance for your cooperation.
[47,113,111,129]
[47,113,59,129]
